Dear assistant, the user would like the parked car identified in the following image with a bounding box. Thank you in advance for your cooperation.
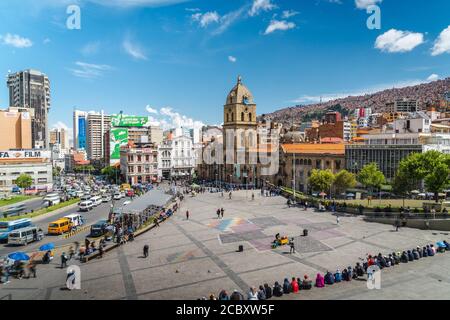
[90,220,110,237]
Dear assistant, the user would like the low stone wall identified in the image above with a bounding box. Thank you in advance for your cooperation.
[364,217,450,231]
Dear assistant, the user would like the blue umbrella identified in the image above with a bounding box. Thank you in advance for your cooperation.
[437,241,446,248]
[8,252,30,261]
[39,243,55,251]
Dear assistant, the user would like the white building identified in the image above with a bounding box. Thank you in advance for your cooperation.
[157,135,196,180]
[0,150,53,193]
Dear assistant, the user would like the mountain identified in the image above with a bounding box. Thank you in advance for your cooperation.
[263,78,450,124]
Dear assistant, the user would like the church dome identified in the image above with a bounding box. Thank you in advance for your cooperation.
[226,76,254,105]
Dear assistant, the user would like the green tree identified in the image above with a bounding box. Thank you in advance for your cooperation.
[102,166,121,184]
[53,166,62,177]
[15,174,33,190]
[397,151,450,202]
[308,169,335,195]
[333,170,357,195]
[392,172,413,208]
[357,163,385,195]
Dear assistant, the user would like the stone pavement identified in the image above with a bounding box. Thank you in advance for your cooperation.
[2,191,450,300]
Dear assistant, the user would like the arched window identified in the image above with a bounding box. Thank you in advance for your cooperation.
[241,112,245,122]
[226,113,229,122]
[231,113,234,122]
[249,113,252,122]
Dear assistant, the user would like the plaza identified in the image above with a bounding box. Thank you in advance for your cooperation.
[2,190,450,300]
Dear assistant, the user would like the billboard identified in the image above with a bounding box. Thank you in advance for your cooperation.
[78,117,86,150]
[110,128,129,160]
[111,115,151,128]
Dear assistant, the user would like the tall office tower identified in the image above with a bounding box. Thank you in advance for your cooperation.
[86,111,111,160]
[7,69,51,149]
[73,110,87,151]
[50,128,69,151]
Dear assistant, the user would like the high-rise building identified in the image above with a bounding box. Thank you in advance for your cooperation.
[73,110,88,151]
[0,107,32,150]
[7,69,51,149]
[50,128,69,151]
[86,111,111,160]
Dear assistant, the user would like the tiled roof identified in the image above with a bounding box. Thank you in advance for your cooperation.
[281,143,345,155]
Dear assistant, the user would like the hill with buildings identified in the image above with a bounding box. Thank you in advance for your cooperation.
[263,77,450,124]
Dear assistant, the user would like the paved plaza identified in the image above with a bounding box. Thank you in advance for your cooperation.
[2,191,450,300]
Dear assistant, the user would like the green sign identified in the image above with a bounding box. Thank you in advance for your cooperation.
[111,115,151,127]
[110,128,129,160]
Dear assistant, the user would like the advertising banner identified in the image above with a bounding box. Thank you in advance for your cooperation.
[110,128,129,160]
[111,115,151,127]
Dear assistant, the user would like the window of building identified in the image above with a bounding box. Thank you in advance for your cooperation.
[241,112,244,121]
[249,113,252,122]
[138,155,142,162]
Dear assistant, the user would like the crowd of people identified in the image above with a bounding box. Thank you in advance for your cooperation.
[199,240,450,300]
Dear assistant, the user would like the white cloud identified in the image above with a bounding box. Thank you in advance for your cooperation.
[282,10,299,19]
[43,38,51,44]
[145,105,159,114]
[249,0,276,17]
[355,0,382,9]
[0,33,33,48]
[426,74,440,82]
[291,78,434,104]
[212,7,247,36]
[123,38,147,60]
[375,29,424,53]
[228,55,237,63]
[144,107,204,130]
[431,25,450,56]
[192,11,220,28]
[69,61,113,79]
[81,41,101,56]
[264,20,296,35]
[87,0,190,8]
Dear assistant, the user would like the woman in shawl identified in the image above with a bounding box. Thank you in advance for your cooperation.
[315,273,325,288]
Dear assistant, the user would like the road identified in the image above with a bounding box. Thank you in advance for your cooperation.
[0,184,173,258]
[0,197,128,257]
[0,197,47,214]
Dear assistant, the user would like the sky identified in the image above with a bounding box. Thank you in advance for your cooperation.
[0,0,449,134]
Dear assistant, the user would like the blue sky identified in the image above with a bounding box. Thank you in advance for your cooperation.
[0,0,449,133]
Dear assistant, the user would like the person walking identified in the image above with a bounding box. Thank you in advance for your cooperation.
[186,210,190,220]
[217,209,221,219]
[27,261,36,278]
[60,252,68,269]
[395,220,400,232]
[98,245,104,259]
[336,216,340,225]
[143,245,149,258]
[220,208,224,219]
[252,193,255,201]
[229,192,232,200]
[289,238,296,254]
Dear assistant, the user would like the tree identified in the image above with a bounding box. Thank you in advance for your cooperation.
[333,170,356,195]
[102,166,121,184]
[425,163,449,203]
[357,163,385,195]
[308,169,335,195]
[15,174,33,190]
[397,151,450,202]
[53,166,62,177]
[392,172,413,208]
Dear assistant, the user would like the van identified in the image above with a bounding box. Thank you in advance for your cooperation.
[90,196,102,206]
[80,194,91,202]
[78,200,93,212]
[76,190,84,198]
[43,194,61,206]
[48,218,72,235]
[64,214,84,228]
[8,226,44,245]
[113,192,122,200]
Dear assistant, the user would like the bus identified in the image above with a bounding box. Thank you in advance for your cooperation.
[0,218,32,243]
[2,203,27,217]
